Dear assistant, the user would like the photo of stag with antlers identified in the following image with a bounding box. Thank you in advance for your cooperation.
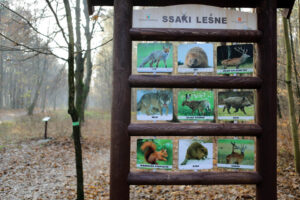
[217,44,253,74]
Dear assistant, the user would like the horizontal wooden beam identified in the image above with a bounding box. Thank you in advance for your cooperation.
[91,0,259,7]
[128,123,262,136]
[129,75,262,89]
[90,0,294,9]
[130,28,262,42]
[128,171,262,185]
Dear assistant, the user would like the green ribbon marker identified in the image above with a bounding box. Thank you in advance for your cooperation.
[72,121,80,126]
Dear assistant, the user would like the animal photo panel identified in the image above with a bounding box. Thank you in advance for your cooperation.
[136,89,173,121]
[217,44,253,74]
[217,139,255,169]
[178,139,213,170]
[178,43,214,73]
[218,91,254,121]
[137,43,173,73]
[136,139,173,170]
[178,90,214,121]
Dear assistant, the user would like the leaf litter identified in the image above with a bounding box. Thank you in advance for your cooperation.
[0,112,299,200]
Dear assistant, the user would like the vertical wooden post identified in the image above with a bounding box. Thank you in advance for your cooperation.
[44,121,48,139]
[110,0,132,200]
[256,0,277,199]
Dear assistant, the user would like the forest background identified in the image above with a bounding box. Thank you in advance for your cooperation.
[0,0,299,199]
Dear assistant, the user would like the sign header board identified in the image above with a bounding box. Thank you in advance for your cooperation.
[133,5,257,30]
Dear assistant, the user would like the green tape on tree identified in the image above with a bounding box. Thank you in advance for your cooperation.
[72,121,80,126]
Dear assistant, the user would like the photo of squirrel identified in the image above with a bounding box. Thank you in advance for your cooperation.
[141,141,168,164]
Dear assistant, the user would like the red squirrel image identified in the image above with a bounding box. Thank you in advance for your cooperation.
[141,141,168,164]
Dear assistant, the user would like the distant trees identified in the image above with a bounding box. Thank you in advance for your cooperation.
[0,1,67,112]
[282,13,300,174]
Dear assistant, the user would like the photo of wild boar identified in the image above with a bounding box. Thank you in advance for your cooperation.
[217,44,253,74]
[218,91,254,121]
[178,43,214,73]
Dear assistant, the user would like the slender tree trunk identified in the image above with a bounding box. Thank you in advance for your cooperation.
[283,16,300,174]
[75,0,85,123]
[277,95,282,119]
[0,46,3,109]
[81,0,93,122]
[41,84,47,113]
[288,20,300,123]
[28,58,47,115]
[63,0,84,199]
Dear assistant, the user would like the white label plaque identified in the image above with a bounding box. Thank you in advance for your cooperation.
[133,4,257,30]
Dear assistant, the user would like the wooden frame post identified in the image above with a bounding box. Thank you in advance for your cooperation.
[110,0,132,199]
[256,0,277,199]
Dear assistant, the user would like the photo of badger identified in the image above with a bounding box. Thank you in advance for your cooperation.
[178,43,214,73]
[218,91,254,121]
[178,139,213,170]
[177,90,214,121]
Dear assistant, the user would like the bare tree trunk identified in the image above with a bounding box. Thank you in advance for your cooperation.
[75,0,85,124]
[0,45,3,109]
[63,0,84,199]
[28,57,47,115]
[277,95,282,119]
[41,84,47,113]
[283,16,300,174]
[288,20,300,123]
[81,0,93,122]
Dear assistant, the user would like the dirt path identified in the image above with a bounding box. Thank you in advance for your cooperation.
[0,110,27,123]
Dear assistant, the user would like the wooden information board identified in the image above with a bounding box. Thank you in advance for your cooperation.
[87,0,296,199]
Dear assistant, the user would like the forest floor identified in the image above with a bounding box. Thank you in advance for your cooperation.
[0,109,299,200]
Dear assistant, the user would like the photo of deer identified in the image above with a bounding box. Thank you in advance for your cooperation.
[177,90,214,121]
[217,139,254,169]
[217,44,253,74]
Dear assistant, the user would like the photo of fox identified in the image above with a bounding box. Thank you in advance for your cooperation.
[137,43,173,73]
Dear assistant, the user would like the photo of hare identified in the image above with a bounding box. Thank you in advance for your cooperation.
[178,139,213,170]
[178,90,214,121]
[217,139,254,169]
[217,44,253,74]
[218,91,254,121]
[137,89,173,121]
[178,43,214,73]
[137,43,173,73]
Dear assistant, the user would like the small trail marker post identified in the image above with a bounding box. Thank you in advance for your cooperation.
[42,117,50,139]
[87,1,295,200]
